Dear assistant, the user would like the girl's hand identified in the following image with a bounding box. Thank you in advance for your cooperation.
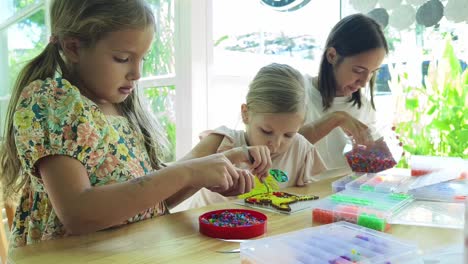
[334,111,373,147]
[184,153,239,192]
[245,145,272,180]
[214,169,255,196]
[223,146,272,180]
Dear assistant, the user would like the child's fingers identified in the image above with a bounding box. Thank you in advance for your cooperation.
[244,170,254,192]
[242,145,255,164]
[236,169,246,194]
[224,164,238,189]
[264,148,272,172]
[258,147,271,176]
[248,148,261,169]
[249,150,264,174]
[254,147,268,174]
[253,168,266,182]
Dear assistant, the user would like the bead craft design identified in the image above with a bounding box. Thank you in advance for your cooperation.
[245,191,318,212]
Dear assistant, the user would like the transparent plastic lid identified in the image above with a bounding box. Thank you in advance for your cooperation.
[420,244,463,264]
[410,155,467,177]
[240,221,419,264]
[409,179,468,203]
[389,200,464,229]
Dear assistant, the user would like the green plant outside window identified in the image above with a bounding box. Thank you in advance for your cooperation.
[393,37,468,167]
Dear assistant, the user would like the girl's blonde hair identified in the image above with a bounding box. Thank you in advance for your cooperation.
[0,0,168,199]
[246,63,306,114]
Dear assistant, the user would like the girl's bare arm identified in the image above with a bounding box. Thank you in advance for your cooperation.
[38,153,235,235]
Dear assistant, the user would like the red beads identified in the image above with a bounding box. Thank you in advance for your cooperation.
[312,208,334,224]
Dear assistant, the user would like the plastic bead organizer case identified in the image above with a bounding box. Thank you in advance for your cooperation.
[240,221,418,264]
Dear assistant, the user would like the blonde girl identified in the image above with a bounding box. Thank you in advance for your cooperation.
[185,63,327,208]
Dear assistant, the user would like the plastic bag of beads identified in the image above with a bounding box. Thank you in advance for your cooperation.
[343,125,403,173]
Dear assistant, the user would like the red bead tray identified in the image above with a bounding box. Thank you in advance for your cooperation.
[198,209,267,239]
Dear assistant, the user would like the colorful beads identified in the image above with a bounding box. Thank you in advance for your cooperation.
[312,209,334,224]
[345,145,396,173]
[357,213,387,232]
[313,207,390,232]
[336,205,359,222]
[269,169,289,182]
[200,210,265,227]
[411,169,433,176]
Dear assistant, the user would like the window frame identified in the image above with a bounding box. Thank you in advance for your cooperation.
[0,0,50,136]
[0,0,207,159]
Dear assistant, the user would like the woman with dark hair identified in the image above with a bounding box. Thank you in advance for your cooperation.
[299,14,390,170]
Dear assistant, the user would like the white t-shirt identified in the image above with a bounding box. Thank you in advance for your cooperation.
[304,76,380,170]
[189,126,327,208]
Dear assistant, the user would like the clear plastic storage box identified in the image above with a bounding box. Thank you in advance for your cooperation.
[345,173,412,193]
[410,155,466,177]
[389,200,464,229]
[331,173,365,193]
[409,179,468,203]
[312,189,413,231]
[240,221,419,264]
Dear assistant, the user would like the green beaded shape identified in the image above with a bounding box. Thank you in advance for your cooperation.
[269,169,289,182]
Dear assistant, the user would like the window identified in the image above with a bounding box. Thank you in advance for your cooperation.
[6,10,46,90]
[144,85,176,161]
[209,0,340,130]
[342,0,468,93]
[213,0,340,76]
[209,0,468,160]
[0,1,46,135]
[144,0,175,77]
[0,0,180,160]
[341,0,468,159]
[1,0,42,23]
[143,0,177,161]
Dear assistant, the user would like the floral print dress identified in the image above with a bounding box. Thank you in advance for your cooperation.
[10,77,168,248]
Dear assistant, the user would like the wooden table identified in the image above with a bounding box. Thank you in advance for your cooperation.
[10,172,463,264]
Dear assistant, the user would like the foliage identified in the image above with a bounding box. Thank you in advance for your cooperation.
[144,86,176,162]
[391,37,468,167]
[143,0,174,76]
[383,26,401,53]
[8,41,46,86]
[13,0,43,28]
[142,1,176,161]
[7,8,46,91]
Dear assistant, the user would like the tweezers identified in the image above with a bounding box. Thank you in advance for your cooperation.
[217,238,248,243]
[215,238,246,253]
[242,146,271,193]
[216,248,241,253]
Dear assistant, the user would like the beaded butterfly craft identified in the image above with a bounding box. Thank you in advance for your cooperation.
[239,170,318,212]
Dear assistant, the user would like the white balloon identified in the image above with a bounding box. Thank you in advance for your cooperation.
[379,0,401,10]
[406,0,427,5]
[389,5,416,30]
[349,0,378,13]
[444,0,468,23]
